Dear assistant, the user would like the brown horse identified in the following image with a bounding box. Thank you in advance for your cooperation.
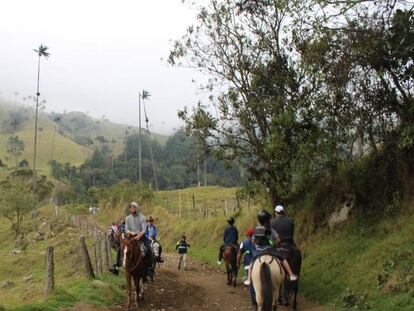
[121,237,145,310]
[223,244,238,286]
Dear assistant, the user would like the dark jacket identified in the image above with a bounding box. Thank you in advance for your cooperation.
[223,225,239,245]
[270,215,294,243]
[176,240,190,254]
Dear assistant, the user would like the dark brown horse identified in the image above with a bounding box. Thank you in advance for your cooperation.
[223,244,238,286]
[278,243,302,310]
[121,237,145,310]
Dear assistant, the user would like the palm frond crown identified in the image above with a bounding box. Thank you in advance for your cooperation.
[34,44,50,59]
[142,90,151,100]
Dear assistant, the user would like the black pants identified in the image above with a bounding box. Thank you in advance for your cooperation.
[142,238,153,277]
[114,241,121,267]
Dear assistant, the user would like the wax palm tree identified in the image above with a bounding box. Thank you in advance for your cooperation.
[32,44,50,198]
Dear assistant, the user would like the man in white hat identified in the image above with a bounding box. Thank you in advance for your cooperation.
[270,205,295,245]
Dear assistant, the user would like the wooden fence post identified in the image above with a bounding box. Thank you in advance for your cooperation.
[79,235,95,279]
[186,194,190,219]
[101,234,109,272]
[179,190,182,220]
[95,236,102,275]
[106,237,112,264]
[224,200,228,215]
[45,246,54,295]
[192,194,196,209]
[248,195,251,214]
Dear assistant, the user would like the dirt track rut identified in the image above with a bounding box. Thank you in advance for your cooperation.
[61,253,325,311]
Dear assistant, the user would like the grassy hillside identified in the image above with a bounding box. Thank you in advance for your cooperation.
[0,99,168,176]
[95,186,414,310]
[0,117,89,174]
[51,111,168,156]
[0,205,124,311]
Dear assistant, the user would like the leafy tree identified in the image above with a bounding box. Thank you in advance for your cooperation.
[169,0,324,204]
[6,136,25,168]
[0,170,53,235]
[18,159,29,168]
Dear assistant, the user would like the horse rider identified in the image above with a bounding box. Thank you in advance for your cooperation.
[217,217,239,265]
[237,228,255,286]
[270,205,295,247]
[248,223,298,311]
[176,235,190,270]
[254,209,297,280]
[145,216,164,263]
[125,201,153,281]
[145,216,157,241]
[109,215,126,275]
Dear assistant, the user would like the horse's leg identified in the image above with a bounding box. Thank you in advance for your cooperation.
[233,264,237,287]
[226,264,231,285]
[133,275,141,309]
[139,277,144,299]
[126,274,132,311]
[293,283,298,310]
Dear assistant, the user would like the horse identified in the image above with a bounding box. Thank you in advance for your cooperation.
[223,244,238,286]
[149,239,162,280]
[278,243,302,310]
[251,255,285,311]
[121,237,146,310]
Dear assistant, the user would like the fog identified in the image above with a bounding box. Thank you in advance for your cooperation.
[0,0,205,134]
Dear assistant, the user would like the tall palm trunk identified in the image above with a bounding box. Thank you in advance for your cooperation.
[33,55,41,200]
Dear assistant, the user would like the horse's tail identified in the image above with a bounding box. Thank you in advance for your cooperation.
[231,246,238,274]
[260,262,273,311]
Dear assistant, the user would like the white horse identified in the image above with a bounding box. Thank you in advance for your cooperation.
[251,255,285,311]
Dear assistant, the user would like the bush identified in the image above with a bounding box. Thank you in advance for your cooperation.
[341,288,370,310]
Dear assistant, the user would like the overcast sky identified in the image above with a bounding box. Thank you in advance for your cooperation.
[0,0,206,135]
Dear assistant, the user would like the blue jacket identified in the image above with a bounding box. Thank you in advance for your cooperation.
[240,237,255,267]
[145,224,157,239]
[223,225,239,245]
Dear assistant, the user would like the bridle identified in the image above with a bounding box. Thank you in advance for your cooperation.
[123,240,143,273]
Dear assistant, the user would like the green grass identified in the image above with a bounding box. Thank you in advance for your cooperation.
[0,204,123,310]
[300,211,414,310]
[1,185,413,310]
[96,186,414,310]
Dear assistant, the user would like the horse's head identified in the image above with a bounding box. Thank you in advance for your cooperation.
[152,241,160,257]
[121,238,142,271]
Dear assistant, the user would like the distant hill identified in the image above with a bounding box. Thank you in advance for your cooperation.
[49,110,168,156]
[0,99,169,175]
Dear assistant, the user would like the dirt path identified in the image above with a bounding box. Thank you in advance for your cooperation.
[62,253,325,311]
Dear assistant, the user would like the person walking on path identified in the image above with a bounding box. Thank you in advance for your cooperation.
[176,235,190,270]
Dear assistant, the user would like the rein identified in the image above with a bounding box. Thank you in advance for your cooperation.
[124,240,143,273]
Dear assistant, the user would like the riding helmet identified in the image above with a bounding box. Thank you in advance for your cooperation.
[227,217,235,225]
[257,209,271,225]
